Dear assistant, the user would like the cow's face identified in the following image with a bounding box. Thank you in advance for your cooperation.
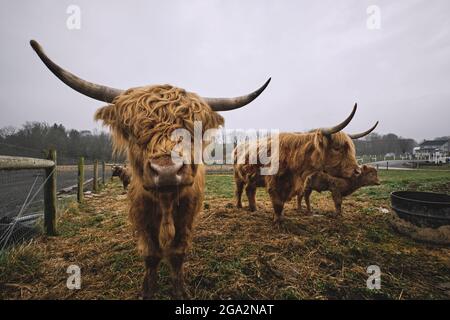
[303,104,360,179]
[359,165,380,186]
[111,166,121,177]
[95,85,224,194]
[314,131,360,179]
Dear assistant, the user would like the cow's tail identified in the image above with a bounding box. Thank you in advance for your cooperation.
[159,207,176,251]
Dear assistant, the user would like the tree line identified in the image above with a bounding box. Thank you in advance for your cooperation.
[0,122,123,164]
[353,133,418,156]
[1,122,445,163]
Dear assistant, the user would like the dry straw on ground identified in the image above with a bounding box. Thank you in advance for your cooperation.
[1,174,449,300]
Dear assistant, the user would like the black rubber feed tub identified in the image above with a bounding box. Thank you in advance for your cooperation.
[390,191,450,228]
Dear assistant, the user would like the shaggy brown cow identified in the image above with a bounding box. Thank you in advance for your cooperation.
[234,107,378,223]
[112,165,132,190]
[30,40,270,299]
[298,165,380,215]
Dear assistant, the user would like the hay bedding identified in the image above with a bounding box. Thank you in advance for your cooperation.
[389,214,450,245]
[1,182,449,299]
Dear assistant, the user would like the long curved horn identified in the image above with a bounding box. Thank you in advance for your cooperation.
[30,40,124,103]
[320,103,357,136]
[348,121,379,139]
[202,78,271,111]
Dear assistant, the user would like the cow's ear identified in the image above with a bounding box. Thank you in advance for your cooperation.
[94,105,116,126]
[362,164,368,171]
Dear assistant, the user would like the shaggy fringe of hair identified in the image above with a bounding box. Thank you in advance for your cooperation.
[95,85,224,157]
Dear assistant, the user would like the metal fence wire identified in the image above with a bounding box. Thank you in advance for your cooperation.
[0,160,113,250]
[0,170,46,249]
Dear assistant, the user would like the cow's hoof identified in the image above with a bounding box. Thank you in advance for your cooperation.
[142,291,156,300]
[236,203,243,209]
[297,208,311,215]
[172,287,190,300]
[273,217,284,225]
[142,278,158,300]
[331,212,342,218]
[248,206,257,212]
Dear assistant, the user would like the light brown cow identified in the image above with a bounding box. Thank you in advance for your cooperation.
[30,40,270,299]
[298,165,381,215]
[233,106,378,223]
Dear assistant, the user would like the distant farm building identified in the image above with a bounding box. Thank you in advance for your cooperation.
[414,139,449,163]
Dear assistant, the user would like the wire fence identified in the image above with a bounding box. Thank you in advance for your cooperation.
[0,154,114,250]
[205,164,233,174]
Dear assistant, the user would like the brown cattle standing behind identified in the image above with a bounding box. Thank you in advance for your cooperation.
[298,165,380,215]
[30,40,270,299]
[112,165,132,190]
[234,105,378,224]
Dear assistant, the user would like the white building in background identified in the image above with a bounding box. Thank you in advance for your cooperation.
[414,139,449,163]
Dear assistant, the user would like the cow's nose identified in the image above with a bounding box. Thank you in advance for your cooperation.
[149,161,184,187]
[354,167,362,176]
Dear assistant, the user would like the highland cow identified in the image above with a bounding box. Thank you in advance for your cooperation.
[30,40,270,299]
[234,107,378,223]
[298,165,381,215]
[112,165,132,190]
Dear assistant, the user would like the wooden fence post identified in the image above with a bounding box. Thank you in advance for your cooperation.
[102,161,106,185]
[44,149,57,236]
[78,156,84,203]
[93,160,99,193]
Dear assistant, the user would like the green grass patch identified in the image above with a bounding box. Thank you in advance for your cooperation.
[0,243,44,284]
[205,174,234,199]
[356,170,450,200]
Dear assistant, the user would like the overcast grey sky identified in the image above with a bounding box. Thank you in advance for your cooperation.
[0,0,449,141]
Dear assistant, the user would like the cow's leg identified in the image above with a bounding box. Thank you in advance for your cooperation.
[168,253,188,299]
[245,184,257,212]
[168,198,197,299]
[295,178,305,212]
[133,199,162,300]
[235,180,244,208]
[142,226,162,299]
[297,193,303,212]
[268,192,285,224]
[304,189,313,215]
[331,191,343,216]
[266,178,285,224]
[168,237,189,299]
[142,255,161,300]
[272,201,285,224]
